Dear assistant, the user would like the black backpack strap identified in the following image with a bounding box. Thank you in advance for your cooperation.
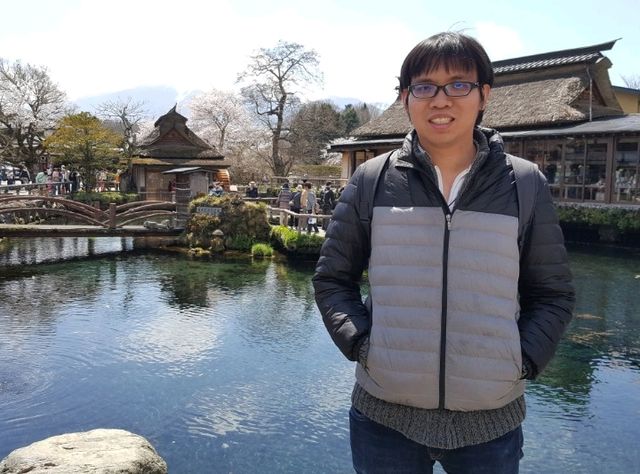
[509,154,540,256]
[357,150,394,259]
[358,151,394,224]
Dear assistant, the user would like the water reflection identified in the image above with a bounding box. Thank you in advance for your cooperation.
[0,239,638,473]
[533,245,640,407]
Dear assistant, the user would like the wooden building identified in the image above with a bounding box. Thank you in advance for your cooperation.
[613,86,640,113]
[331,40,640,205]
[131,106,231,200]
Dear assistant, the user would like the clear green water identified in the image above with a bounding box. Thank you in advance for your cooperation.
[0,239,638,473]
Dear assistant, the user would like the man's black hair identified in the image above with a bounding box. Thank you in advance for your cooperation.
[399,32,494,125]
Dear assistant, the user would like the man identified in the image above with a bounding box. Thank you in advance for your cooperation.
[313,32,574,473]
[277,181,292,226]
[320,181,336,230]
[304,182,319,233]
[290,184,303,228]
[299,182,309,231]
[246,181,259,198]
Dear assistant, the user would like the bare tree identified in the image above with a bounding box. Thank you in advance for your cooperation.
[238,41,322,177]
[621,74,640,90]
[0,58,67,173]
[95,97,147,159]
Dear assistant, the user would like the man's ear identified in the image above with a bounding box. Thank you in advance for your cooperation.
[480,84,491,110]
[401,90,409,110]
[400,90,411,121]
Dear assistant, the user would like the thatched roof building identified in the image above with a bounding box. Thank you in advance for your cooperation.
[131,106,232,200]
[331,40,640,206]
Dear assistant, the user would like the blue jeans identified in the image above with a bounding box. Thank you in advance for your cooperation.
[350,406,523,474]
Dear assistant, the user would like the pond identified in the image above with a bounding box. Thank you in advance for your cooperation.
[0,238,639,473]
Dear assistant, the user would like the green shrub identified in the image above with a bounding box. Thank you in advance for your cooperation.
[251,243,274,257]
[226,234,255,251]
[556,204,640,232]
[270,225,324,255]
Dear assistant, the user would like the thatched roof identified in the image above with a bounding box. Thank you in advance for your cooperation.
[137,106,224,159]
[484,75,621,129]
[352,99,409,137]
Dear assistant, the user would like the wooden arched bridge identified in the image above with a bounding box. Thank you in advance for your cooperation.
[0,196,181,237]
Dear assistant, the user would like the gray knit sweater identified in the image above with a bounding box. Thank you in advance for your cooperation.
[351,383,526,449]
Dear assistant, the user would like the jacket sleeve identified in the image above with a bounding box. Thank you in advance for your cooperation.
[518,174,575,378]
[312,168,371,361]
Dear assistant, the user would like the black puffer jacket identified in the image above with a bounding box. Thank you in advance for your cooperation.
[313,128,575,385]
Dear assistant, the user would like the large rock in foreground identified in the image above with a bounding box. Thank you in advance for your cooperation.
[0,429,167,473]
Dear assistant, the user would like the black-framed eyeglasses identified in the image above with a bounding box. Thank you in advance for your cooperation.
[408,81,480,99]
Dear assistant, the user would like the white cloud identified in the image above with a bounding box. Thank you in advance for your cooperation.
[473,21,526,61]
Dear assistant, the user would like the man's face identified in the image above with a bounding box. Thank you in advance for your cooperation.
[401,65,490,155]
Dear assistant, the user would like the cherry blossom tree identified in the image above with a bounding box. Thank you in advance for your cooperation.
[0,58,67,173]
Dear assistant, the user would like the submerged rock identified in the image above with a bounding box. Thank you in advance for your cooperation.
[0,428,167,474]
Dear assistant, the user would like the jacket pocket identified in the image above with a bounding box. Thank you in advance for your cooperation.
[359,295,373,370]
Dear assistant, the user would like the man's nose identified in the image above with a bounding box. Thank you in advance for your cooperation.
[429,88,451,107]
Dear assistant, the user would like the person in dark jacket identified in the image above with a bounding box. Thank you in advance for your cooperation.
[290,184,303,228]
[320,181,336,230]
[245,181,259,198]
[277,181,292,227]
[313,32,575,474]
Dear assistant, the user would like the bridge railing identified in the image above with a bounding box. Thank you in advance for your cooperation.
[0,183,44,196]
[265,206,332,235]
[0,195,177,229]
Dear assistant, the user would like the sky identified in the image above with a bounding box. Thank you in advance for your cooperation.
[1,0,639,109]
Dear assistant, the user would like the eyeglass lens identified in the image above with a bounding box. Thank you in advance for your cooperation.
[411,82,474,98]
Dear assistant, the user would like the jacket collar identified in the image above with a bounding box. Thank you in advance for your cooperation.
[395,127,505,175]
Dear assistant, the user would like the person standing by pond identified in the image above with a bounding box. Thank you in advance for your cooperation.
[320,181,336,230]
[313,32,575,473]
[277,181,292,227]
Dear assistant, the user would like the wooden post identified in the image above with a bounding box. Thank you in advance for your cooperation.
[108,203,116,229]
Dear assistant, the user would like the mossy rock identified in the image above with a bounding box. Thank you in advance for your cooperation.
[185,195,270,251]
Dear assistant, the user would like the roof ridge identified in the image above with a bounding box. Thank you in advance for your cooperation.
[493,39,619,68]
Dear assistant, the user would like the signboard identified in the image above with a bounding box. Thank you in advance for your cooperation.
[196,206,223,217]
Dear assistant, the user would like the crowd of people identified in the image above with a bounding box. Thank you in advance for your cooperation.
[32,166,83,195]
[276,180,337,233]
[0,164,125,196]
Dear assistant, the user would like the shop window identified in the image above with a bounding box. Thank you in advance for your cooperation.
[563,140,585,200]
[614,140,639,203]
[545,142,563,199]
[524,141,544,170]
[504,141,522,157]
[584,142,607,202]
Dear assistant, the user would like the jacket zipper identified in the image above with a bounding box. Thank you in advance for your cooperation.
[403,161,461,409]
[439,208,452,409]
